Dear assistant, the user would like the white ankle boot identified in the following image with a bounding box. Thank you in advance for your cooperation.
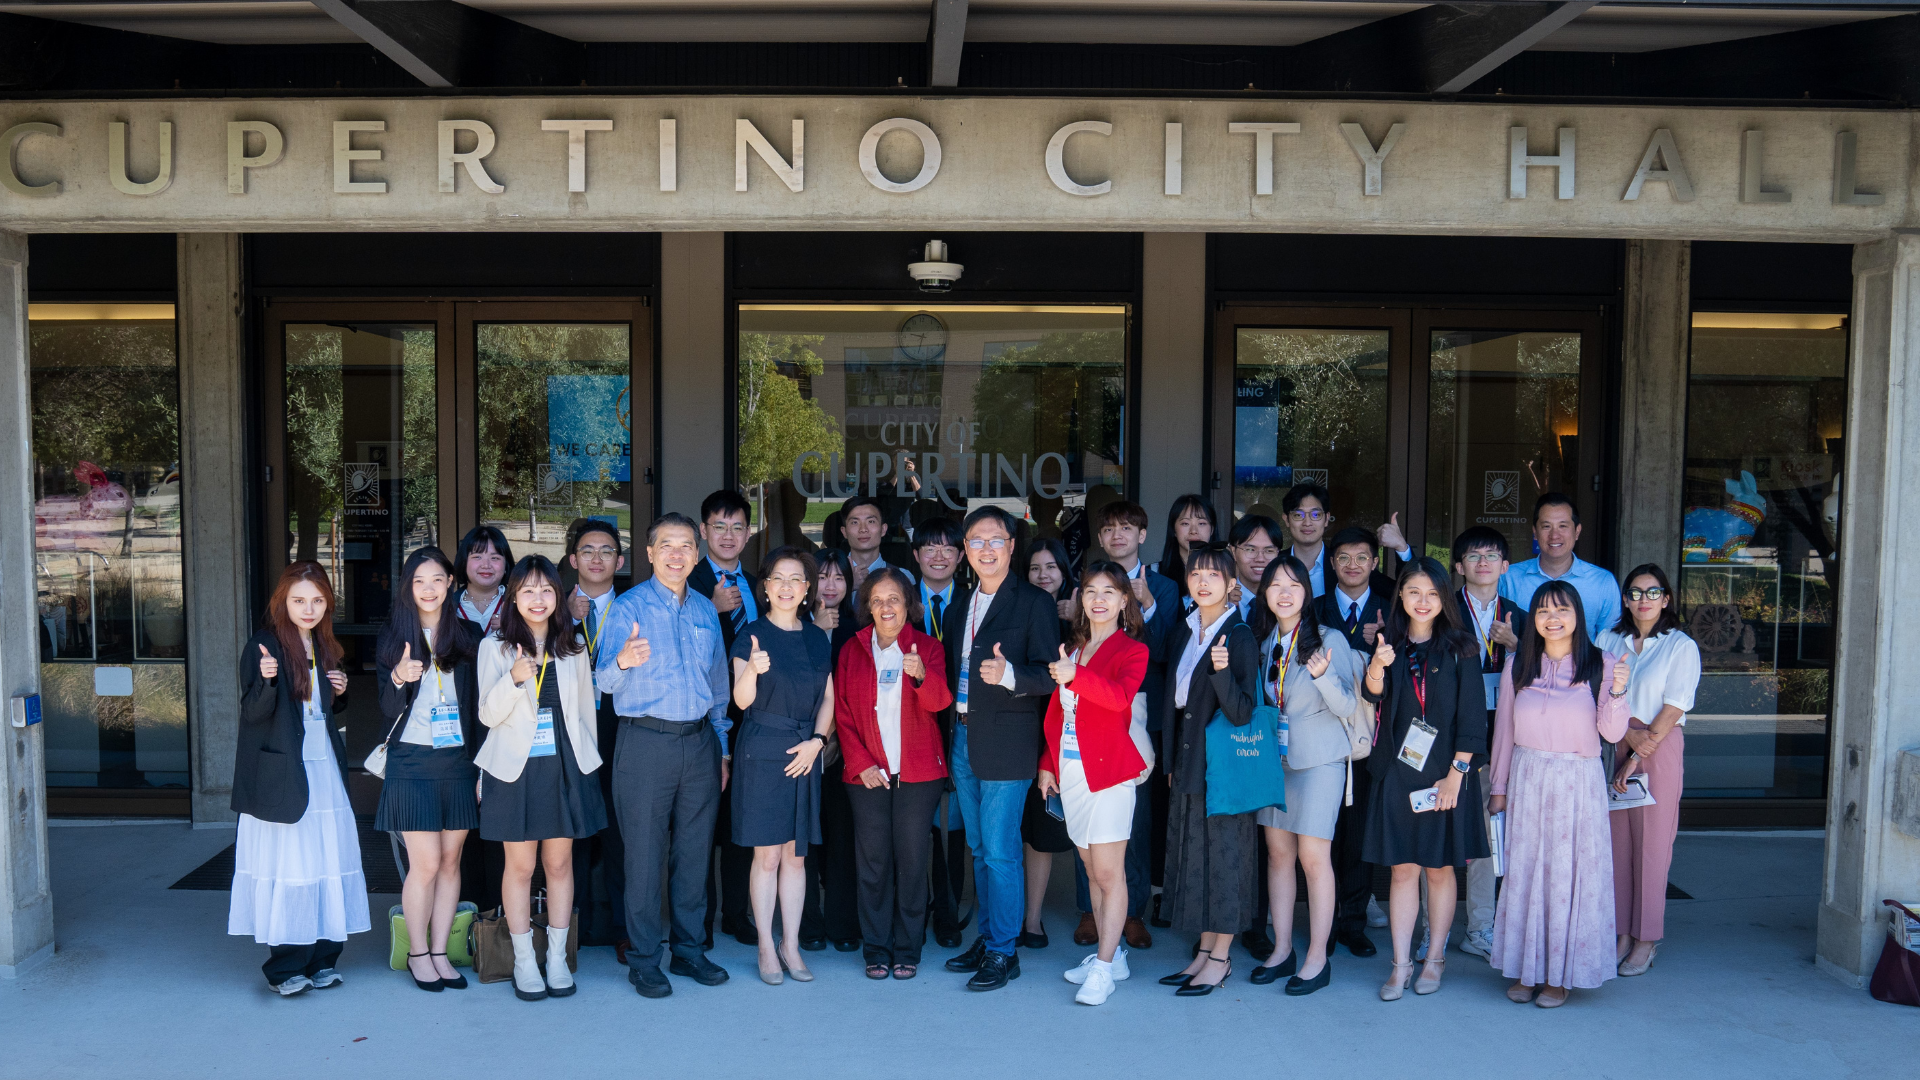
[510,929,547,1001]
[545,925,575,996]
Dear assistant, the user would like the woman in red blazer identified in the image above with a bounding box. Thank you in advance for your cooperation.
[1036,561,1150,1005]
[833,567,953,981]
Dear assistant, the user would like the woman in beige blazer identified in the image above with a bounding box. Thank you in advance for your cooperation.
[475,555,605,1002]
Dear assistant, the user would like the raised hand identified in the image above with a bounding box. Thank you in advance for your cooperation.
[1370,631,1397,674]
[394,641,425,686]
[901,643,926,682]
[1490,611,1519,650]
[1612,655,1631,695]
[325,668,348,695]
[1048,644,1077,686]
[510,644,537,686]
[1130,575,1152,609]
[257,643,278,680]
[979,641,1009,686]
[748,634,771,674]
[1376,511,1408,554]
[814,603,839,631]
[1057,588,1078,623]
[713,582,742,614]
[1363,610,1385,647]
[1209,632,1231,672]
[1305,647,1331,678]
[569,585,591,622]
[617,623,650,670]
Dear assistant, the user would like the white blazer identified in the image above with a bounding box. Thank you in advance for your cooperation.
[474,635,603,783]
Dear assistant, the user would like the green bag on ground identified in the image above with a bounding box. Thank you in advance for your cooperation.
[388,901,478,970]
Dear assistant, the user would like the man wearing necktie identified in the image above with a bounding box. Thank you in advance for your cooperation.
[689,490,762,946]
[566,519,629,955]
[910,516,971,947]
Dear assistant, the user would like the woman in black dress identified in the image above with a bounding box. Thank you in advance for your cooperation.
[1359,556,1488,1001]
[475,555,606,1002]
[374,546,482,992]
[731,545,836,985]
[1158,544,1262,996]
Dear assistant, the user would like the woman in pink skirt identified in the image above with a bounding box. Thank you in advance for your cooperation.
[1487,580,1629,1008]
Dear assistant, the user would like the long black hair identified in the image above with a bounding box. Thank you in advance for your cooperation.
[1513,579,1603,702]
[455,524,514,588]
[1158,494,1217,594]
[377,546,478,673]
[1385,556,1476,660]
[496,555,582,659]
[808,547,859,629]
[1612,562,1684,638]
[1247,554,1323,661]
[1026,536,1074,601]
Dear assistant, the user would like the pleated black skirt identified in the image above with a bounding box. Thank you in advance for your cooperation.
[479,727,607,843]
[374,742,480,833]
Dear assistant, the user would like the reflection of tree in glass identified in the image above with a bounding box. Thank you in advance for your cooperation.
[1239,331,1387,467]
[968,331,1124,473]
[29,323,179,482]
[285,330,345,562]
[738,333,843,489]
[478,325,626,523]
[398,330,437,541]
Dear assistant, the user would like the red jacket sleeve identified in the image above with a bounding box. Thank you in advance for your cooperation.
[910,633,954,714]
[1040,693,1062,777]
[834,649,881,781]
[1069,637,1149,714]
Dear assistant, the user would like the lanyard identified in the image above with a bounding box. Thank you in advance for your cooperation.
[532,646,550,702]
[1268,627,1299,709]
[1462,589,1496,666]
[1408,658,1428,719]
[584,596,605,659]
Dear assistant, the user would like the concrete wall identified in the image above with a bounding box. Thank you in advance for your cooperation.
[1615,239,1691,575]
[0,229,54,976]
[177,234,249,826]
[1138,233,1209,534]
[657,232,727,521]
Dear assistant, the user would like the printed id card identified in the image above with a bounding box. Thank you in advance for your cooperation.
[956,664,969,709]
[430,703,464,749]
[878,666,901,686]
[529,708,557,757]
[1397,717,1438,770]
[1483,672,1501,705]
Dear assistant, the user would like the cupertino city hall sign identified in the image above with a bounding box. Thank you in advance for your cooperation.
[0,96,1910,239]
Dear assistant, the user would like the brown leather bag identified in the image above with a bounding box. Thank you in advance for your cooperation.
[469,903,580,984]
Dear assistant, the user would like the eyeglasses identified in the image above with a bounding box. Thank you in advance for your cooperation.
[1287,509,1327,523]
[1626,586,1667,601]
[1460,552,1501,565]
[575,545,618,558]
[1333,553,1373,567]
[704,521,749,536]
[966,537,1009,551]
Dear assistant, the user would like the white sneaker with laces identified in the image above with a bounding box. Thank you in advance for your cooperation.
[1461,930,1493,961]
[270,975,314,997]
[1075,963,1117,1005]
[309,968,343,989]
[1064,948,1129,984]
[1366,898,1388,929]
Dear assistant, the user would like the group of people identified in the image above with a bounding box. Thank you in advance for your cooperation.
[228,482,1700,1011]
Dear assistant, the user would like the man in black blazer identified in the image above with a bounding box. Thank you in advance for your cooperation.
[939,505,1060,991]
[1314,526,1399,958]
[911,517,973,948]
[688,489,761,947]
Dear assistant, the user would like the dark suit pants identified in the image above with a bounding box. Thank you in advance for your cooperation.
[847,777,943,966]
[574,696,628,946]
[802,767,860,944]
[615,720,722,971]
[1334,756,1375,932]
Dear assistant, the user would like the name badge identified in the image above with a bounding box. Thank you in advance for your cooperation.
[1483,672,1501,705]
[878,667,901,686]
[956,662,969,708]
[530,708,558,757]
[430,703,464,749]
[1398,717,1438,771]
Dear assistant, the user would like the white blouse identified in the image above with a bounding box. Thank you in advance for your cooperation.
[400,628,444,746]
[872,636,905,774]
[1596,627,1702,726]
[1174,609,1234,708]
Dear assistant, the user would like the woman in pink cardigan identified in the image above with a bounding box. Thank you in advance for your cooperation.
[1487,580,1629,1008]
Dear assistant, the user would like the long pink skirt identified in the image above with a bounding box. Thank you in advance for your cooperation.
[1491,747,1617,989]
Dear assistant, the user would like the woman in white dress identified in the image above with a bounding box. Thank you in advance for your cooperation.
[229,561,370,996]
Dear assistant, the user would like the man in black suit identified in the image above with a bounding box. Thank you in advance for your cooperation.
[911,516,973,948]
[1315,525,1399,958]
[940,505,1060,991]
[688,488,761,947]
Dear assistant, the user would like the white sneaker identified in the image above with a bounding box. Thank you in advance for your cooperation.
[308,968,343,989]
[1366,898,1388,929]
[1461,930,1493,961]
[270,975,313,997]
[1075,964,1116,1005]
[1064,948,1129,984]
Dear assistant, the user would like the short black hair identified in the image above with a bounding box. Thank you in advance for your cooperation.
[841,494,884,521]
[567,517,622,559]
[961,504,1018,541]
[1451,526,1508,567]
[1532,492,1580,527]
[1327,525,1375,554]
[1093,500,1150,532]
[912,516,964,551]
[646,511,700,547]
[700,488,752,525]
[1281,482,1332,515]
[455,525,514,587]
[1228,513,1283,548]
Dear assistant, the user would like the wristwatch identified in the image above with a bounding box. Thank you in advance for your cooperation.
[810,732,828,745]
[1449,758,1473,775]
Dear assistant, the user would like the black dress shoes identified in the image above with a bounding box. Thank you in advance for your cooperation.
[1149,893,1172,929]
[799,935,827,952]
[1158,969,1195,986]
[935,928,964,949]
[1248,951,1297,985]
[668,954,730,986]
[1017,928,1049,949]
[1285,960,1332,996]
[966,951,1020,991]
[832,938,862,952]
[1336,926,1377,958]
[944,937,988,972]
[629,966,672,998]
[1240,929,1276,962]
[722,916,758,947]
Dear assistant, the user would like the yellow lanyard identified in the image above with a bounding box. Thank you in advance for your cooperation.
[532,647,550,702]
[1463,589,1496,665]
[1270,627,1299,709]
[584,598,605,659]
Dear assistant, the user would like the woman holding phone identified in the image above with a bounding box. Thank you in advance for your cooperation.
[1360,556,1488,1001]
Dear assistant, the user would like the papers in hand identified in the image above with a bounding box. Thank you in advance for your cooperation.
[1487,810,1507,878]
[1609,774,1656,811]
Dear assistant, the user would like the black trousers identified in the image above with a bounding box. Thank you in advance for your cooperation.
[1333,756,1375,932]
[574,694,629,946]
[262,939,343,984]
[704,761,755,939]
[929,791,969,938]
[801,766,859,944]
[614,719,722,970]
[1148,757,1170,889]
[846,777,943,966]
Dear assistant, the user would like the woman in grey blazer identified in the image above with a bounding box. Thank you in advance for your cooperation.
[1247,555,1360,996]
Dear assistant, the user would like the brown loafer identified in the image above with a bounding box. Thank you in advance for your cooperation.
[1123,916,1153,950]
[1073,912,1098,947]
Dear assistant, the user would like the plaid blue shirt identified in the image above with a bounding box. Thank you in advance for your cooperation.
[1499,554,1621,645]
[595,576,732,753]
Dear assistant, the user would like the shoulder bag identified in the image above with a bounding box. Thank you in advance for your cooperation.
[362,684,411,780]
[1203,673,1287,817]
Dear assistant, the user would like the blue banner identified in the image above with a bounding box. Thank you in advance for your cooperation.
[546,376,631,482]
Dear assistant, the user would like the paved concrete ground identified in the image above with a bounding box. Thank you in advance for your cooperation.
[2,823,1913,1080]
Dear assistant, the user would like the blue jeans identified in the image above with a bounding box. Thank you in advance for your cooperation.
[949,724,1030,956]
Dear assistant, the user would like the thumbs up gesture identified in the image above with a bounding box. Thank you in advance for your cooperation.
[1305,646,1331,678]
[1375,511,1408,553]
[1057,588,1079,623]
[1048,644,1077,686]
[569,585,591,622]
[902,642,926,682]
[617,622,650,670]
[510,644,537,686]
[748,634,771,674]
[257,643,278,680]
[1209,632,1232,672]
[1611,654,1631,696]
[1490,610,1520,650]
[979,640,1009,687]
[1363,610,1385,647]
[395,641,425,686]
[1370,629,1397,674]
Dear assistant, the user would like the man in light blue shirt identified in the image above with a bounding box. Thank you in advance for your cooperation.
[596,512,732,998]
[1498,493,1621,641]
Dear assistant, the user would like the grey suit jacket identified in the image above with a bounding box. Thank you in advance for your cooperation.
[1263,629,1362,771]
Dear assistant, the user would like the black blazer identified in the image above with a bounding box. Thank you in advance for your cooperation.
[1159,611,1261,796]
[232,628,349,825]
[1457,590,1526,712]
[941,578,1061,781]
[1137,568,1183,732]
[374,620,483,757]
[1362,640,1490,787]
[1314,571,1399,653]
[688,559,761,652]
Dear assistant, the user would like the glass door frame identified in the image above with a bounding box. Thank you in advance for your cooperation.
[1210,304,1609,562]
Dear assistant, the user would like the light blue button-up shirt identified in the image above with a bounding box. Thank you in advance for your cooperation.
[919,580,953,638]
[708,556,758,625]
[595,576,732,752]
[1499,554,1621,643]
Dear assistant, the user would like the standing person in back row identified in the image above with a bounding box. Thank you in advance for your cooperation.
[689,489,760,949]
[566,519,630,957]
[942,506,1061,992]
[453,525,515,635]
[597,513,733,999]
[1450,526,1524,965]
[1499,493,1619,640]
[842,496,891,588]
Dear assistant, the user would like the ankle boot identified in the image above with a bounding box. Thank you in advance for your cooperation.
[510,929,548,1001]
[545,925,575,996]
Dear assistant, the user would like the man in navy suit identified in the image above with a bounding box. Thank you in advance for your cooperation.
[687,489,760,947]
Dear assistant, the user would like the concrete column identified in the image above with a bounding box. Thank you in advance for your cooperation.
[177,234,248,826]
[0,229,54,976]
[1816,233,1920,986]
[658,232,727,519]
[1138,233,1208,531]
[1615,239,1691,574]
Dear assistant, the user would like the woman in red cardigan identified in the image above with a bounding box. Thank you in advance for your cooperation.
[1036,561,1150,1005]
[833,567,953,981]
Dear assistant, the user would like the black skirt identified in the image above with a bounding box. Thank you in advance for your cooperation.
[731,713,823,853]
[375,743,480,832]
[1361,759,1490,869]
[479,711,607,843]
[1162,791,1258,934]
[1020,781,1073,854]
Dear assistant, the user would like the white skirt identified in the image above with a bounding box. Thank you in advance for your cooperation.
[1060,755,1137,848]
[228,755,371,946]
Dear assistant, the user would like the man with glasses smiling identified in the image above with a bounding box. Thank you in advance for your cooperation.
[567,518,630,957]
[689,489,761,948]
[1451,526,1526,964]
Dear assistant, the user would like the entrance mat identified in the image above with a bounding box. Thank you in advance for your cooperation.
[170,816,403,893]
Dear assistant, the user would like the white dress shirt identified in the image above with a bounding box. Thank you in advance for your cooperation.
[399,627,442,745]
[1332,585,1372,630]
[1596,627,1702,726]
[1175,608,1235,708]
[872,635,905,773]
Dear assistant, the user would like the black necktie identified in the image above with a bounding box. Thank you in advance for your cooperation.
[930,593,945,641]
[724,572,747,634]
[1346,602,1360,633]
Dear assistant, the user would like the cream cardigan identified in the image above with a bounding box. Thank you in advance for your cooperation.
[473,635,603,783]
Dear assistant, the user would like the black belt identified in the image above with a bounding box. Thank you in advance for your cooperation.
[621,714,706,736]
